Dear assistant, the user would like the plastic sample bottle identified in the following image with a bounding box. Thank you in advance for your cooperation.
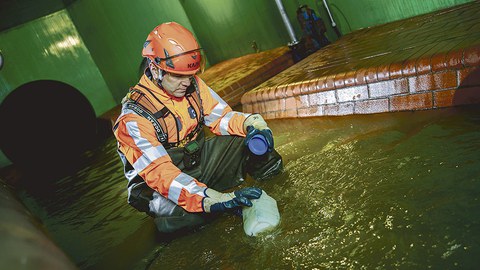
[242,191,280,236]
[247,134,268,155]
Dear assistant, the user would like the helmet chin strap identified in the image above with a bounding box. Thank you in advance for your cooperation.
[148,61,165,87]
[156,68,164,81]
[155,70,163,87]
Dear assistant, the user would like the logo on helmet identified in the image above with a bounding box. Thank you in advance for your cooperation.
[187,62,199,69]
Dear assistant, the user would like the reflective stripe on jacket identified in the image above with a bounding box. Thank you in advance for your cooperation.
[114,74,250,212]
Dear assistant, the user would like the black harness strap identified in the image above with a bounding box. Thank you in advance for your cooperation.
[124,102,168,144]
[153,107,170,119]
[137,83,181,143]
[190,79,205,124]
[138,83,164,106]
[121,79,205,149]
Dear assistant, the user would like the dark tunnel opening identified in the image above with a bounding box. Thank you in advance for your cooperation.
[0,80,98,178]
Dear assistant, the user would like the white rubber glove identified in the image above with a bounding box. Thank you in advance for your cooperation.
[243,114,269,133]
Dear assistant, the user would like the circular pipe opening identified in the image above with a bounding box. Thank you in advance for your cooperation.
[0,80,97,171]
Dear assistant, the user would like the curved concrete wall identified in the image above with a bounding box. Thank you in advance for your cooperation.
[0,180,76,269]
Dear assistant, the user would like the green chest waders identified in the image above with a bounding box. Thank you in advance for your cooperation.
[125,128,283,233]
[152,131,283,233]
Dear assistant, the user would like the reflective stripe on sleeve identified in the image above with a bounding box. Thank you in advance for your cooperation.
[125,121,168,173]
[219,111,235,135]
[220,111,237,135]
[168,172,206,204]
[120,106,136,118]
[204,88,228,126]
[117,146,139,181]
[219,111,251,135]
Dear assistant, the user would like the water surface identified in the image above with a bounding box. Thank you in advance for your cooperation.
[16,106,480,269]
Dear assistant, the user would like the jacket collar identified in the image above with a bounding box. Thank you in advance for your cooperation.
[139,72,171,99]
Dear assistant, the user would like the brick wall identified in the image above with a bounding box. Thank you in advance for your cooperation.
[241,45,480,119]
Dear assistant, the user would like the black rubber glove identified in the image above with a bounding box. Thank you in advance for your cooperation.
[243,114,274,153]
[245,125,274,153]
[203,187,263,213]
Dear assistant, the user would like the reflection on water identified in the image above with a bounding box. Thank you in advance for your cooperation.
[16,139,158,269]
[15,107,480,269]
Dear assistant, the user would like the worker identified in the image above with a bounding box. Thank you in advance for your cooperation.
[297,4,331,52]
[113,22,283,233]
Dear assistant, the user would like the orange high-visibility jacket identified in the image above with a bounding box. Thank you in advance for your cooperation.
[114,74,250,212]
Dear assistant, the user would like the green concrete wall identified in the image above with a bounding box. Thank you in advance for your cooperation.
[2,0,472,114]
[181,0,292,65]
[289,0,474,37]
[0,0,65,32]
[179,0,473,66]
[0,10,117,167]
[67,0,195,103]
[0,10,115,115]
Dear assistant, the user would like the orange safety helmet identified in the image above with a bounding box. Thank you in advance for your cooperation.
[142,22,202,75]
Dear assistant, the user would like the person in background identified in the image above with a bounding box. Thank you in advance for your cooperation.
[296,4,331,52]
[113,22,283,233]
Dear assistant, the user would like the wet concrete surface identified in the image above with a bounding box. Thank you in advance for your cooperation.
[241,2,480,119]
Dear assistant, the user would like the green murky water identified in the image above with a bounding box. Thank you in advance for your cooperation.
[16,106,480,269]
